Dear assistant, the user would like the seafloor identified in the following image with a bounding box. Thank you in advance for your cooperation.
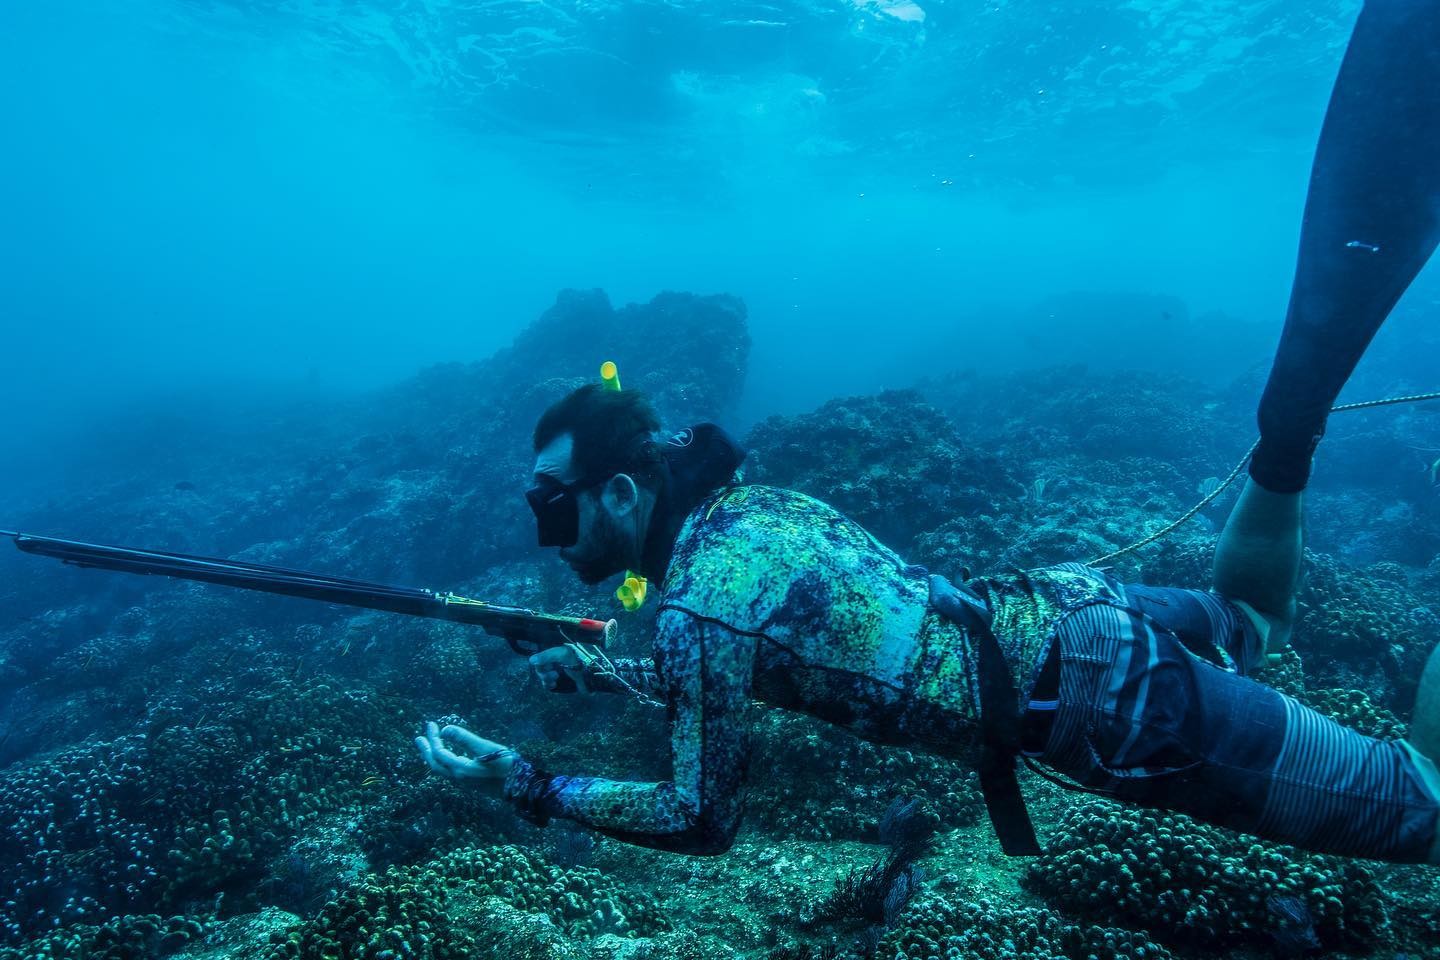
[1,291,1438,960]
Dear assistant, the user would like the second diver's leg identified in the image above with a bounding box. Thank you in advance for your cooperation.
[1229,3,1440,851]
[1250,0,1440,493]
[1212,481,1302,654]
[1224,0,1440,656]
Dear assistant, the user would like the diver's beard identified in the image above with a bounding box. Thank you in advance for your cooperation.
[570,555,622,587]
[564,512,631,585]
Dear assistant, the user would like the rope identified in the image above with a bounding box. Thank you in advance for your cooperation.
[565,642,666,708]
[1086,390,1440,567]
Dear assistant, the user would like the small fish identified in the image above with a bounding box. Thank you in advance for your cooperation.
[1346,240,1381,253]
[174,480,196,491]
[361,775,383,786]
[291,659,303,680]
[1429,457,1440,485]
[340,639,352,657]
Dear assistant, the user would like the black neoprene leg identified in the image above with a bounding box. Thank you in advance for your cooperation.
[1250,0,1440,493]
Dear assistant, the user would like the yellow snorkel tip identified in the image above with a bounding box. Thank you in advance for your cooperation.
[600,361,621,392]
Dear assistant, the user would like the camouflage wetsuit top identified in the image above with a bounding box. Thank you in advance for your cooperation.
[503,485,1119,854]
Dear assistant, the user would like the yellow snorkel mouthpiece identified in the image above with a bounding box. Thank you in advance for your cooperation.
[616,575,648,612]
[600,360,648,610]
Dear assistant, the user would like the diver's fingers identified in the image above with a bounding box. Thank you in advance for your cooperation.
[441,724,503,756]
[423,721,442,763]
[424,721,470,776]
[530,648,577,691]
[569,664,590,695]
[429,741,473,777]
[532,660,560,691]
[415,735,445,775]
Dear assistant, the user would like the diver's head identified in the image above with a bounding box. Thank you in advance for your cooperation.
[529,384,664,584]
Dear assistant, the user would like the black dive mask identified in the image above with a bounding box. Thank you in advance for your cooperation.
[525,473,611,548]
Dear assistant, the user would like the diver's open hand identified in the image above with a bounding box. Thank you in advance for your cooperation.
[415,721,517,784]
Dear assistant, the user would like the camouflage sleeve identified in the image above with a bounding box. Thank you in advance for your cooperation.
[502,608,756,855]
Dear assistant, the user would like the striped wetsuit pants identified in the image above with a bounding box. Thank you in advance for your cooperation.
[1026,585,1440,863]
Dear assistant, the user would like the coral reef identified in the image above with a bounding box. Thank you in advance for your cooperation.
[0,671,417,945]
[263,844,669,959]
[0,914,206,960]
[917,366,1249,496]
[1293,551,1440,711]
[879,894,1175,960]
[1,290,1436,960]
[1025,799,1388,951]
[744,392,1016,555]
[745,711,981,842]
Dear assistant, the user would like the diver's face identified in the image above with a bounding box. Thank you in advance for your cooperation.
[564,492,632,584]
[532,434,633,585]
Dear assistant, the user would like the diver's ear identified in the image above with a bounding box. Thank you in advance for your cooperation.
[600,474,640,517]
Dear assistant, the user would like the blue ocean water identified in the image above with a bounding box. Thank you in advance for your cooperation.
[1,3,1439,959]
[9,0,1438,495]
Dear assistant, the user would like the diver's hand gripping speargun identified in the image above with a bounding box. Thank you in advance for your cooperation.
[0,529,613,690]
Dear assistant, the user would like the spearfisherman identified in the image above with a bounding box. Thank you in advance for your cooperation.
[416,0,1440,863]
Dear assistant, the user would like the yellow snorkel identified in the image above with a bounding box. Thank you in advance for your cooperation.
[616,573,647,611]
[601,360,649,612]
[601,360,622,392]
